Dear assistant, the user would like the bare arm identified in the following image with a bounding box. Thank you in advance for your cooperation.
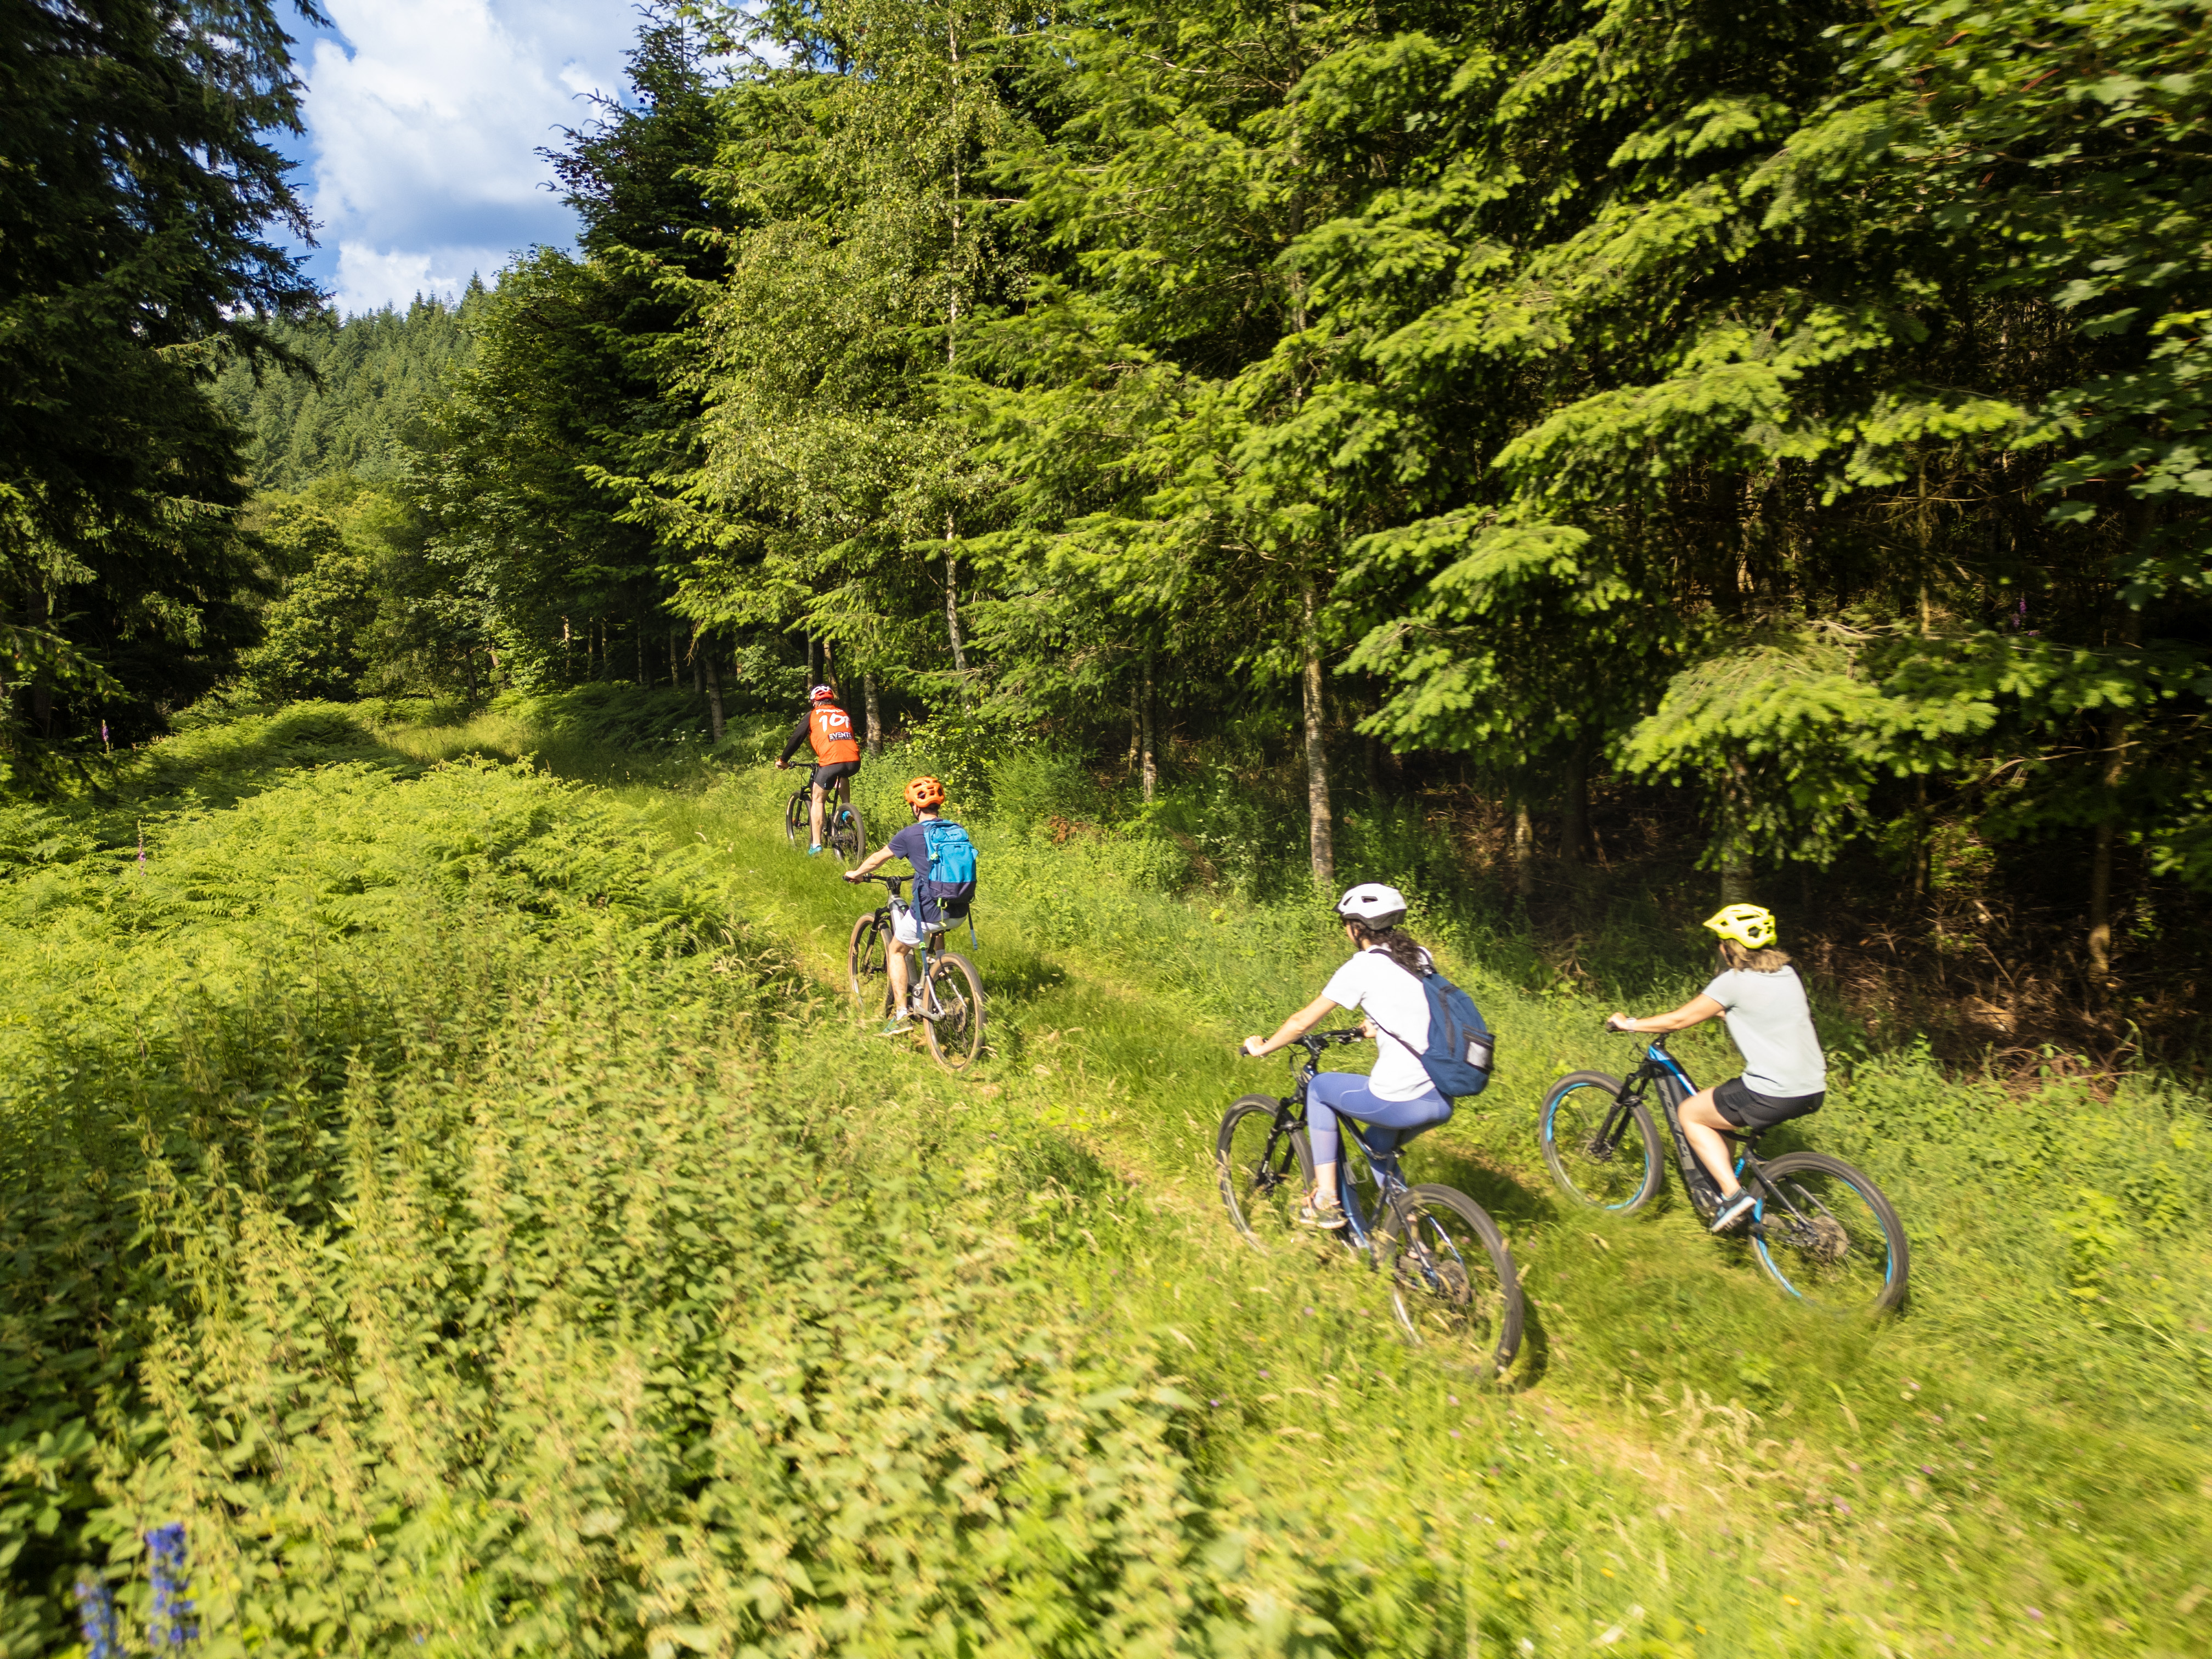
[845,845,898,880]
[1606,994,1725,1035]
[1241,991,1341,1058]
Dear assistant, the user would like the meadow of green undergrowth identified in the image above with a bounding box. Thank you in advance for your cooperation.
[0,697,2205,1657]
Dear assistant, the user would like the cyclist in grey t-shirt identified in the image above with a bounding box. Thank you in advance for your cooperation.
[1604,904,1827,1235]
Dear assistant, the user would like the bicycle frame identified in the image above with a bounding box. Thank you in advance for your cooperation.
[856,873,945,1019]
[1265,1034,1441,1263]
[1595,1039,1843,1240]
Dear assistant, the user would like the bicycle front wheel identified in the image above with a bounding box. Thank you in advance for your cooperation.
[1539,1071,1661,1212]
[784,789,809,847]
[1216,1096,1312,1245]
[922,950,985,1071]
[848,912,890,1020]
[1750,1152,1909,1314]
[828,796,866,866]
[1379,1184,1524,1374]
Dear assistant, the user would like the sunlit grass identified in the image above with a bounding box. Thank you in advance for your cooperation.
[0,697,2200,1655]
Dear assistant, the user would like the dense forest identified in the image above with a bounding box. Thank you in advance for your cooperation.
[6,3,2212,1654]
[15,0,2212,1061]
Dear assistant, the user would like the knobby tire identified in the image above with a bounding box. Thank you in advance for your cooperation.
[922,949,985,1071]
[1216,1096,1311,1245]
[1750,1150,1910,1314]
[848,911,889,1020]
[1379,1183,1524,1374]
[1539,1071,1662,1213]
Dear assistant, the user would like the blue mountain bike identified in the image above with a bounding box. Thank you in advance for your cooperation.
[1538,1034,1909,1313]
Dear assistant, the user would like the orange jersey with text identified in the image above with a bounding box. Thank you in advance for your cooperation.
[808,704,861,763]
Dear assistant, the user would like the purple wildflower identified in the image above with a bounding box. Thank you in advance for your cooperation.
[146,1522,196,1647]
[74,1578,119,1659]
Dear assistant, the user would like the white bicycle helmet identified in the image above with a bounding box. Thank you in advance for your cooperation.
[1335,883,1408,928]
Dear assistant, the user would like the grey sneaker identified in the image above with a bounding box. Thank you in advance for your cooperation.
[1709,1190,1758,1234]
[1298,1195,1347,1230]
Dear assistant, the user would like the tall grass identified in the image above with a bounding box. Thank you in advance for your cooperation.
[0,699,2203,1656]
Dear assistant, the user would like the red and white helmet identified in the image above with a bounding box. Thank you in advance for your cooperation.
[809,684,838,703]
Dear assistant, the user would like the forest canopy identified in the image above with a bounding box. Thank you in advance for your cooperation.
[13,0,2212,1037]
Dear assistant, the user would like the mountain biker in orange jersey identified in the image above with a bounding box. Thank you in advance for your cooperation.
[1238,883,1454,1230]
[1606,903,1829,1235]
[775,685,861,854]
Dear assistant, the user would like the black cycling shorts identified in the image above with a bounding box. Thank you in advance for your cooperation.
[1714,1075,1824,1132]
[809,759,860,789]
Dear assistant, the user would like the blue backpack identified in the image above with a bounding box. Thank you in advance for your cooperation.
[916,818,978,918]
[1372,961,1494,1100]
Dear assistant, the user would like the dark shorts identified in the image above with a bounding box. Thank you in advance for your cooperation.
[809,759,860,789]
[1715,1075,1824,1132]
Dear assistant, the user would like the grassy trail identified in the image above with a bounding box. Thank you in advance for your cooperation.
[374,712,2212,1659]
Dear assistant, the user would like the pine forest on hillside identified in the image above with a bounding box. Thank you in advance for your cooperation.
[4,2,2212,1655]
[18,0,2212,1059]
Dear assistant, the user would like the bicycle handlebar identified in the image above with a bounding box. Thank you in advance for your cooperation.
[851,872,907,891]
[1237,1027,1367,1058]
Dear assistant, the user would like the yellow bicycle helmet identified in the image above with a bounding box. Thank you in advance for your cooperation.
[1703,903,1778,951]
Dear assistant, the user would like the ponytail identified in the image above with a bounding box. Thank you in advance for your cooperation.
[1348,921,1428,974]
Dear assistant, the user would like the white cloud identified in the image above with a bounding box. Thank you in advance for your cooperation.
[331,241,510,312]
[298,1,639,313]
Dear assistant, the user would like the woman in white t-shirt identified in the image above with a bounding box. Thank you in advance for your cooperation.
[1239,883,1450,1229]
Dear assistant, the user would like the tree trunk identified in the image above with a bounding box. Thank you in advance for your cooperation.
[703,651,725,744]
[29,588,50,737]
[562,617,573,682]
[864,670,882,755]
[1561,742,1590,865]
[944,538,970,708]
[806,635,817,686]
[1140,651,1158,803]
[2088,503,2148,984]
[464,649,478,703]
[635,613,648,687]
[2087,701,2128,981]
[1301,578,1334,886]
[1511,802,1533,899]
[669,628,681,689]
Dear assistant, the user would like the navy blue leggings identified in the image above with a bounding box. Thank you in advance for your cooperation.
[1306,1071,1452,1166]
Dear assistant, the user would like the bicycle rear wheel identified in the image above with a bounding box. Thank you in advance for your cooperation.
[848,912,890,1020]
[1379,1184,1524,1374]
[1539,1071,1661,1212]
[1216,1096,1312,1245]
[922,950,985,1071]
[828,795,866,866]
[1749,1152,1909,1314]
[783,789,809,847]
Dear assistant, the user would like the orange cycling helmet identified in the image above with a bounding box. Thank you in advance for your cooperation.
[904,775,946,810]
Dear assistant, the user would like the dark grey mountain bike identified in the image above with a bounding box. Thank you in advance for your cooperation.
[847,873,984,1072]
[1217,1030,1525,1373]
[785,768,865,866]
[1538,1032,1909,1313]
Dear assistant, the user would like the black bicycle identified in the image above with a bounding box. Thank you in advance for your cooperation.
[1538,1032,1909,1312]
[847,873,985,1072]
[1217,1031,1524,1373]
[785,767,865,866]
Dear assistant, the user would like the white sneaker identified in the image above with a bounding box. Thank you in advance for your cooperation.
[1709,1190,1758,1234]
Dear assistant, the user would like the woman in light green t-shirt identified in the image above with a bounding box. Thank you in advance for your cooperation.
[1604,904,1827,1235]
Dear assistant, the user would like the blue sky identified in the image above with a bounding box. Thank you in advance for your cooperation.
[278,2,645,315]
